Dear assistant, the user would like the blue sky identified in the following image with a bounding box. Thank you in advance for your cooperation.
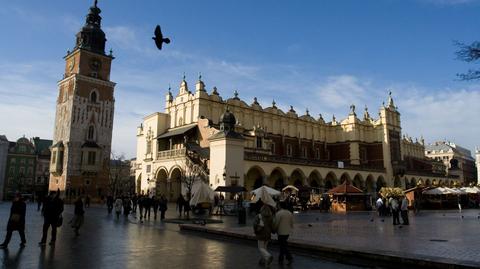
[0,0,479,158]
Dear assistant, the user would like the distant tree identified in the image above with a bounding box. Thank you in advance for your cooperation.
[455,40,480,80]
[109,153,131,197]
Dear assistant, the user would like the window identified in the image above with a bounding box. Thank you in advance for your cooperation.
[302,147,307,158]
[90,91,97,103]
[29,159,34,165]
[19,145,26,152]
[51,152,57,164]
[10,158,16,164]
[146,139,152,154]
[178,117,183,126]
[286,144,292,157]
[146,165,151,173]
[20,159,25,164]
[9,167,15,176]
[88,126,95,140]
[27,167,33,176]
[87,151,96,165]
[271,143,276,154]
[256,137,262,149]
[315,148,321,160]
[19,167,25,176]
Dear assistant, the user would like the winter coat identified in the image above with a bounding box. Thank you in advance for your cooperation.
[114,199,123,213]
[43,196,64,223]
[7,199,26,231]
[273,209,294,236]
[254,205,274,241]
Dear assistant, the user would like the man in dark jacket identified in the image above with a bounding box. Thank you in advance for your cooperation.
[39,191,64,246]
[0,193,27,248]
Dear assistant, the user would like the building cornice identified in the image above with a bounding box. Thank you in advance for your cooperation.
[57,74,116,88]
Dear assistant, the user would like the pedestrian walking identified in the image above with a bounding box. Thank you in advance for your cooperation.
[71,197,85,236]
[273,201,294,265]
[123,197,132,217]
[390,197,400,226]
[132,195,138,213]
[253,201,275,267]
[152,196,159,220]
[184,198,191,220]
[138,195,145,220]
[0,193,27,248]
[176,195,185,217]
[376,197,383,217]
[216,194,225,215]
[114,197,123,219]
[400,196,409,225]
[159,195,168,220]
[39,191,64,246]
[144,196,152,219]
[106,195,114,214]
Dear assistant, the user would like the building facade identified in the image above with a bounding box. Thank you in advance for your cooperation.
[0,135,10,201]
[425,141,477,185]
[32,137,52,199]
[4,137,36,199]
[135,78,458,199]
[49,1,116,200]
[475,148,480,185]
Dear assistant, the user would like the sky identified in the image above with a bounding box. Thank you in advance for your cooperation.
[0,0,479,159]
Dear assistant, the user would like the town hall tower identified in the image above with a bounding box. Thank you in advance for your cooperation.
[49,1,115,199]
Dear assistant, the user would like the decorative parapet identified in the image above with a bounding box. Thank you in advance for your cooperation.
[157,148,186,160]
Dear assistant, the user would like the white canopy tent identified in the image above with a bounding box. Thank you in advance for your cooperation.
[190,181,215,206]
[250,186,279,207]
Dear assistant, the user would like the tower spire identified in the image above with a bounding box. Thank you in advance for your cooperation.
[74,1,106,54]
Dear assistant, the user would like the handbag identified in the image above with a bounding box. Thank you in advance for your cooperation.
[56,215,63,227]
[9,214,21,223]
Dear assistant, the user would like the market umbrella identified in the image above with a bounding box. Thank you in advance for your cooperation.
[251,185,281,197]
[422,187,446,195]
[190,181,214,206]
[250,187,277,207]
[282,185,299,192]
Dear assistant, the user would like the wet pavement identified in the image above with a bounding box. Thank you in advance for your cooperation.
[0,202,364,269]
[206,209,480,267]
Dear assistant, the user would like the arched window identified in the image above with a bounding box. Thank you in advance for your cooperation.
[90,91,97,103]
[88,126,95,140]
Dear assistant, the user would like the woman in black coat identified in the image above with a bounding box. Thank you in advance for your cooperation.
[0,193,27,248]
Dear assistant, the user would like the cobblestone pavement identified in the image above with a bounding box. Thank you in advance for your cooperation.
[208,209,480,266]
[0,202,364,269]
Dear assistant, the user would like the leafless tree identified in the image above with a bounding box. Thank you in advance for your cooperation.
[455,40,480,80]
[109,153,132,197]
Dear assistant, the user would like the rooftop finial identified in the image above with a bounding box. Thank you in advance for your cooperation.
[349,104,356,116]
[94,0,98,7]
[306,108,310,116]
[272,100,276,108]
[182,72,186,81]
[233,90,239,99]
[198,72,202,81]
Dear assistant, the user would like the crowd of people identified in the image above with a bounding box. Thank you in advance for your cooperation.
[107,194,170,221]
[375,195,410,225]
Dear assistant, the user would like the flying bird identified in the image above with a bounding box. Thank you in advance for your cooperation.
[153,25,170,50]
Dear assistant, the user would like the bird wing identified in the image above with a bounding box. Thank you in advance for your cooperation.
[163,38,171,44]
[154,25,162,37]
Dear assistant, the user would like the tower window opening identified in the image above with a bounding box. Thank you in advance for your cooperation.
[90,91,97,103]
[88,126,95,141]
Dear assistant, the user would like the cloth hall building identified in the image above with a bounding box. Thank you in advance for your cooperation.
[134,78,459,200]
